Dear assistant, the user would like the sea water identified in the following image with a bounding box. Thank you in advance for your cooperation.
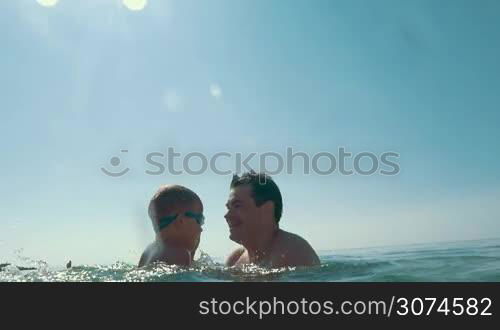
[1,238,499,282]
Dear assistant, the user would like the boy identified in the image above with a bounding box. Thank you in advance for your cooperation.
[138,184,204,267]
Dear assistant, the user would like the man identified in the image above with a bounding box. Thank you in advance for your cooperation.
[225,171,320,268]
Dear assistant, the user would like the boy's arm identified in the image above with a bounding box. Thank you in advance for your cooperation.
[225,247,245,267]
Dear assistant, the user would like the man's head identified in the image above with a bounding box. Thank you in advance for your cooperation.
[224,172,283,244]
[148,184,203,251]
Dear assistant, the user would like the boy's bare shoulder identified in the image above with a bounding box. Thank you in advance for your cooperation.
[138,242,157,267]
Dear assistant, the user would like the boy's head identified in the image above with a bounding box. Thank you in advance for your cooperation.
[148,184,203,251]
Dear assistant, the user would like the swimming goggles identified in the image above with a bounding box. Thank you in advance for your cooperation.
[158,211,205,231]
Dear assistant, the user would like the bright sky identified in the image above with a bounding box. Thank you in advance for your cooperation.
[1,0,499,266]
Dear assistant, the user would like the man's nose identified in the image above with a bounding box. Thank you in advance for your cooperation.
[225,211,235,223]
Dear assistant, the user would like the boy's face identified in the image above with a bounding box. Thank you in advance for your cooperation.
[177,202,204,252]
[156,201,203,253]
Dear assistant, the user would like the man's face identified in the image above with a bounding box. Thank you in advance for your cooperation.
[224,185,261,244]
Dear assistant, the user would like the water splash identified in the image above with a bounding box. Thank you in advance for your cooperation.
[2,239,500,282]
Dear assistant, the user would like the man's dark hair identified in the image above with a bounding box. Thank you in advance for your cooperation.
[230,171,283,223]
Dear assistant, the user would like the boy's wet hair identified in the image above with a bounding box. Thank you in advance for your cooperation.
[148,185,202,233]
[230,171,283,223]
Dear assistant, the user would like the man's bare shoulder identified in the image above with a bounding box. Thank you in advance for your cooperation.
[270,230,320,267]
[274,230,312,248]
[225,247,246,267]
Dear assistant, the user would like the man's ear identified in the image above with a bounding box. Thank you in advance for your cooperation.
[260,200,275,217]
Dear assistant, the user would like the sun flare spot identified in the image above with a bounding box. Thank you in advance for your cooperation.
[36,0,59,7]
[122,0,148,11]
[210,84,222,100]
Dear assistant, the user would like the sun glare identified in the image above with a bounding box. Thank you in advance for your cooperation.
[122,0,148,11]
[36,0,59,8]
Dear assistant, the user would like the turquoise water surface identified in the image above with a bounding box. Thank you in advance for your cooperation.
[1,239,499,282]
